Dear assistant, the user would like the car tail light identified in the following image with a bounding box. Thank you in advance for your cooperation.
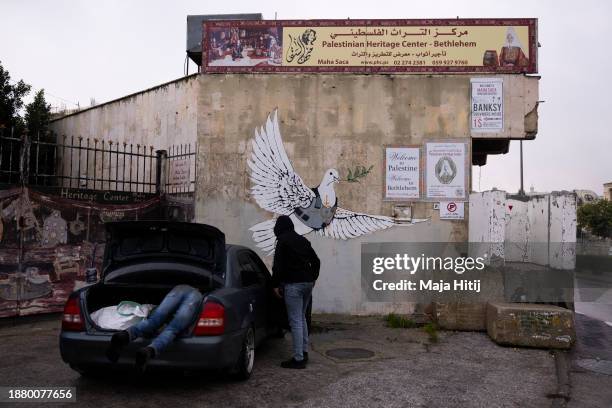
[62,297,85,331]
[194,301,225,336]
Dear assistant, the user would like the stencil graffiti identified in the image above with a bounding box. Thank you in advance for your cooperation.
[248,110,426,254]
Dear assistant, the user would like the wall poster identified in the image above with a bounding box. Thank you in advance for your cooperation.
[471,77,504,132]
[384,147,420,200]
[425,142,467,200]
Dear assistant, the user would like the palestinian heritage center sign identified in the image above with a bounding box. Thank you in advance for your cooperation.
[202,19,537,73]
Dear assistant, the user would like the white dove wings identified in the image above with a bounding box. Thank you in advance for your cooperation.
[248,110,315,215]
[248,110,397,251]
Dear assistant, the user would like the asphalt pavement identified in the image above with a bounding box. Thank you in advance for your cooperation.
[0,314,558,408]
[569,275,612,408]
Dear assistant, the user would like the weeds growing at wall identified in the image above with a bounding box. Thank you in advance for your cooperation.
[384,313,417,328]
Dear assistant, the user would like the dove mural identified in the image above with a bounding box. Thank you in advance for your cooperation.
[248,109,423,254]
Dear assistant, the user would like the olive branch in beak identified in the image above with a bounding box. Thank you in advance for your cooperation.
[345,165,374,183]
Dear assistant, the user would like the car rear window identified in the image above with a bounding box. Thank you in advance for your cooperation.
[112,229,213,260]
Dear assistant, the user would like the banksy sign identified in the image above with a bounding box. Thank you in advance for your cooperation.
[471,77,504,132]
[384,147,420,200]
[425,142,467,200]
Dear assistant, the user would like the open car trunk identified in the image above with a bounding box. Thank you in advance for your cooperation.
[83,280,217,333]
[83,221,226,330]
[85,284,182,320]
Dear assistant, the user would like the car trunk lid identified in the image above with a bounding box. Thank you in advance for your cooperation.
[102,221,226,283]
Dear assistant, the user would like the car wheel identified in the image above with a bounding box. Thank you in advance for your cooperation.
[231,327,255,380]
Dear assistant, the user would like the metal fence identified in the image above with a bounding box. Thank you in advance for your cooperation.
[53,134,158,193]
[0,128,22,184]
[0,129,196,197]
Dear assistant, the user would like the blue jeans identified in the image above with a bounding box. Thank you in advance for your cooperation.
[127,285,202,355]
[284,282,314,361]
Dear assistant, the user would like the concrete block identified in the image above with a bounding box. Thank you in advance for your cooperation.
[486,302,575,349]
[433,302,487,331]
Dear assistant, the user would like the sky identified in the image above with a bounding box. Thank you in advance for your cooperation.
[1,0,611,195]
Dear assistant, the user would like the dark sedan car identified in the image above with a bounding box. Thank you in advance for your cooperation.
[60,221,283,379]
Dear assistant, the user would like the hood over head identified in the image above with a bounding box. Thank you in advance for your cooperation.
[274,215,294,237]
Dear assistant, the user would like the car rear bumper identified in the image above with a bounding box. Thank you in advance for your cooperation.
[59,329,245,371]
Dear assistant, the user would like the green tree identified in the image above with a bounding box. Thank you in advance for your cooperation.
[25,89,51,138]
[577,200,612,238]
[0,60,31,133]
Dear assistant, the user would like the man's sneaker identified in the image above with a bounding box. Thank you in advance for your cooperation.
[135,346,155,373]
[280,358,306,369]
[105,330,130,363]
[303,352,309,363]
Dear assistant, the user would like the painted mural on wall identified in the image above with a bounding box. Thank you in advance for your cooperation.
[248,110,426,253]
[0,187,164,318]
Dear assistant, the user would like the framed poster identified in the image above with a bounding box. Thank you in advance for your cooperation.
[425,142,467,200]
[471,77,504,132]
[384,147,420,200]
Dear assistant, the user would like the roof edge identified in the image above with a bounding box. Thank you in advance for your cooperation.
[51,73,199,122]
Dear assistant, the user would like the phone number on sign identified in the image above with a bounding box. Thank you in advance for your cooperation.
[3,388,74,401]
[431,60,469,65]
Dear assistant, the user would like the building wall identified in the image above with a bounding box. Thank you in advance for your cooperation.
[47,72,541,314]
[604,182,612,200]
[194,73,487,314]
[469,190,577,269]
[49,75,199,191]
[50,75,199,148]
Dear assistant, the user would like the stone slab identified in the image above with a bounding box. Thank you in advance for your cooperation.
[486,302,575,349]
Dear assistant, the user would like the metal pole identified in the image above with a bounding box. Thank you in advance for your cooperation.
[19,131,30,187]
[519,140,525,196]
[155,149,167,196]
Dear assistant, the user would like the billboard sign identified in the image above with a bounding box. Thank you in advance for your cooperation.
[202,19,537,73]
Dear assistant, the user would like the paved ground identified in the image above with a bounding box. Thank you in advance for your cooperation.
[568,314,612,408]
[0,314,558,408]
[570,272,612,408]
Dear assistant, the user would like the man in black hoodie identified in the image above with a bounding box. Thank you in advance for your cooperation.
[272,215,320,369]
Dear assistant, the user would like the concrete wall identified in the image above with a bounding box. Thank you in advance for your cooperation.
[195,73,481,314]
[49,75,199,191]
[47,72,540,314]
[50,75,199,148]
[469,190,577,269]
[604,182,612,201]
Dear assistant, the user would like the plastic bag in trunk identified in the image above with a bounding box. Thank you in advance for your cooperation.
[91,301,156,330]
